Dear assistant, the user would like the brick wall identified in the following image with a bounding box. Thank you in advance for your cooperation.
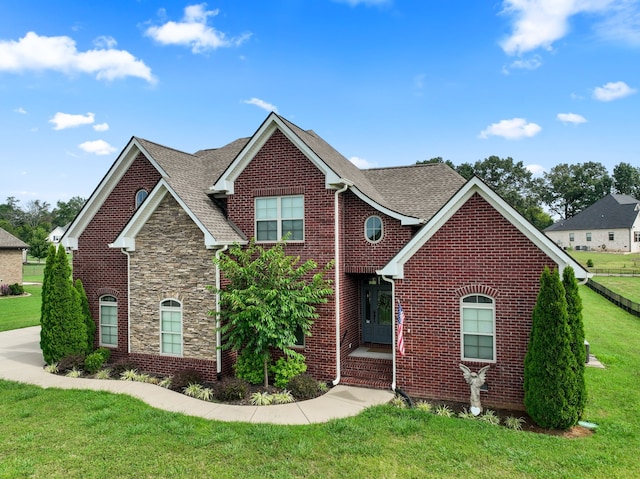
[0,250,24,285]
[396,193,556,410]
[74,153,161,353]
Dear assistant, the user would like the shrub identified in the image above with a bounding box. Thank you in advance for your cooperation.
[95,368,111,380]
[504,416,525,431]
[66,368,82,378]
[9,283,24,295]
[110,360,138,378]
[44,363,59,374]
[250,391,273,405]
[57,354,86,373]
[390,396,407,408]
[480,410,501,426]
[415,401,433,413]
[0,284,10,296]
[214,377,249,401]
[586,259,594,268]
[184,383,204,398]
[120,369,139,381]
[271,353,307,388]
[234,350,270,385]
[84,350,108,374]
[563,266,587,419]
[272,390,294,404]
[287,373,322,400]
[434,405,454,417]
[170,369,203,392]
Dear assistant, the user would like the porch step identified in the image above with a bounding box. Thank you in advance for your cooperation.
[340,355,392,390]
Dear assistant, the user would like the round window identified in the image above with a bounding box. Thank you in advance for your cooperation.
[365,216,383,243]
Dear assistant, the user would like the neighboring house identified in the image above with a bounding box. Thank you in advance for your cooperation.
[0,227,28,285]
[545,194,640,253]
[62,113,587,410]
[48,223,70,244]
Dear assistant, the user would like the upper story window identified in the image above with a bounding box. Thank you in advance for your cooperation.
[635,231,640,242]
[135,189,148,209]
[255,195,304,242]
[99,295,118,347]
[608,232,615,241]
[461,294,495,362]
[569,233,575,242]
[365,216,383,243]
[586,232,592,242]
[160,299,182,356]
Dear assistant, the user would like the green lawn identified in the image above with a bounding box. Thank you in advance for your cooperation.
[569,251,640,271]
[0,286,639,478]
[0,284,42,332]
[22,262,45,283]
[591,276,640,304]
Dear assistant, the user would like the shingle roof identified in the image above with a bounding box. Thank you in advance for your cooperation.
[135,137,248,244]
[0,228,28,249]
[545,194,640,231]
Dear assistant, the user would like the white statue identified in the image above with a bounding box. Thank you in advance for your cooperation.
[459,364,490,416]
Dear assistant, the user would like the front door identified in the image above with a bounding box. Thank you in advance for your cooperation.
[362,279,393,344]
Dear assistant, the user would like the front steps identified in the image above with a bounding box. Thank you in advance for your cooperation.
[340,349,393,389]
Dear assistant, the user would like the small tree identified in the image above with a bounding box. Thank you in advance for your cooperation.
[563,266,587,419]
[75,279,96,354]
[40,245,87,364]
[210,238,333,387]
[524,267,580,430]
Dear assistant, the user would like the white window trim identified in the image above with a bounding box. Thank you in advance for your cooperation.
[254,195,305,242]
[160,299,183,357]
[364,215,384,244]
[99,295,118,347]
[460,294,496,363]
[135,189,148,209]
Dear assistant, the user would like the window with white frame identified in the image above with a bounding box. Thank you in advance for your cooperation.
[135,189,148,209]
[160,299,182,356]
[461,295,495,362]
[364,215,383,243]
[99,295,118,347]
[635,231,640,242]
[255,196,304,241]
[586,232,592,242]
[569,233,574,242]
[608,232,615,241]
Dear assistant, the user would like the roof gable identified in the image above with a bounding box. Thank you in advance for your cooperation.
[379,177,589,280]
[545,194,640,232]
[0,227,28,249]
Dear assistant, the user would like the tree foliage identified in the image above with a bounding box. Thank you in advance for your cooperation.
[28,227,50,263]
[40,244,88,364]
[524,267,580,430]
[612,162,640,198]
[75,278,96,354]
[211,238,334,387]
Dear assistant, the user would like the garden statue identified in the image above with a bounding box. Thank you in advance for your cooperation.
[459,364,490,416]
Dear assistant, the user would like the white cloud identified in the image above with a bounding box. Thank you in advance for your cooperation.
[592,80,636,101]
[479,118,542,139]
[593,0,640,45]
[93,35,117,49]
[78,139,116,155]
[333,0,392,6]
[499,0,615,55]
[93,122,109,132]
[14,107,27,114]
[50,112,95,130]
[526,164,547,175]
[243,98,278,112]
[502,54,542,73]
[145,4,251,53]
[557,112,587,124]
[349,156,375,169]
[0,31,155,83]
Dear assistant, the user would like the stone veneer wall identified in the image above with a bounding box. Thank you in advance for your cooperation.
[129,193,217,365]
[0,250,24,285]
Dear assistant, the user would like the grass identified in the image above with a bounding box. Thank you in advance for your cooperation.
[0,284,42,332]
[591,276,640,304]
[569,251,640,270]
[0,286,639,478]
[22,262,45,283]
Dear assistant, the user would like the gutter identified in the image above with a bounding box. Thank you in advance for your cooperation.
[215,244,229,377]
[332,180,352,386]
[381,275,397,391]
[121,249,132,353]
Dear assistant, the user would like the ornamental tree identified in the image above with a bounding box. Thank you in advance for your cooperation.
[75,278,96,354]
[210,238,333,387]
[524,267,580,430]
[562,265,587,419]
[40,244,87,364]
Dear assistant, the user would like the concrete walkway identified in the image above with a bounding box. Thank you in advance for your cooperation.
[0,326,394,424]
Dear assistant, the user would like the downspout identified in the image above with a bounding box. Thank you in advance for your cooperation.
[215,244,229,378]
[332,181,351,386]
[381,275,396,391]
[121,249,132,353]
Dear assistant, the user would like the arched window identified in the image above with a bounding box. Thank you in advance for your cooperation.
[160,299,182,356]
[135,189,148,209]
[364,216,383,243]
[461,295,495,362]
[99,295,118,347]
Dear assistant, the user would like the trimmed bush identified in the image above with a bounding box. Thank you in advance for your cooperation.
[9,283,24,295]
[288,373,322,400]
[110,360,139,378]
[170,369,203,392]
[85,350,109,374]
[524,267,580,430]
[563,266,587,419]
[214,377,249,401]
[271,353,307,388]
[234,350,269,385]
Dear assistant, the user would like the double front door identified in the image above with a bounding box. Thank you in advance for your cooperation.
[362,280,393,344]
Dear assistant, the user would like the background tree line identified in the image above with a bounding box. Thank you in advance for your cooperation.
[0,196,85,261]
[418,157,640,230]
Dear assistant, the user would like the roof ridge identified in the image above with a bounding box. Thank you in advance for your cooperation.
[134,136,196,158]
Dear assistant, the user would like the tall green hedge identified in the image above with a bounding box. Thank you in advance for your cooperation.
[563,265,587,419]
[40,245,88,364]
[75,278,95,354]
[524,266,580,430]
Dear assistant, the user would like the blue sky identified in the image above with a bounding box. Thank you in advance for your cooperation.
[1,0,638,206]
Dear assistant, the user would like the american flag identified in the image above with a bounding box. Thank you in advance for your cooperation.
[397,301,406,356]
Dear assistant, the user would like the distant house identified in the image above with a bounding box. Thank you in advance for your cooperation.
[48,223,70,244]
[0,227,28,285]
[545,194,640,253]
[62,112,587,410]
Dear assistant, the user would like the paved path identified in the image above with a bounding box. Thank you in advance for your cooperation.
[0,326,394,424]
